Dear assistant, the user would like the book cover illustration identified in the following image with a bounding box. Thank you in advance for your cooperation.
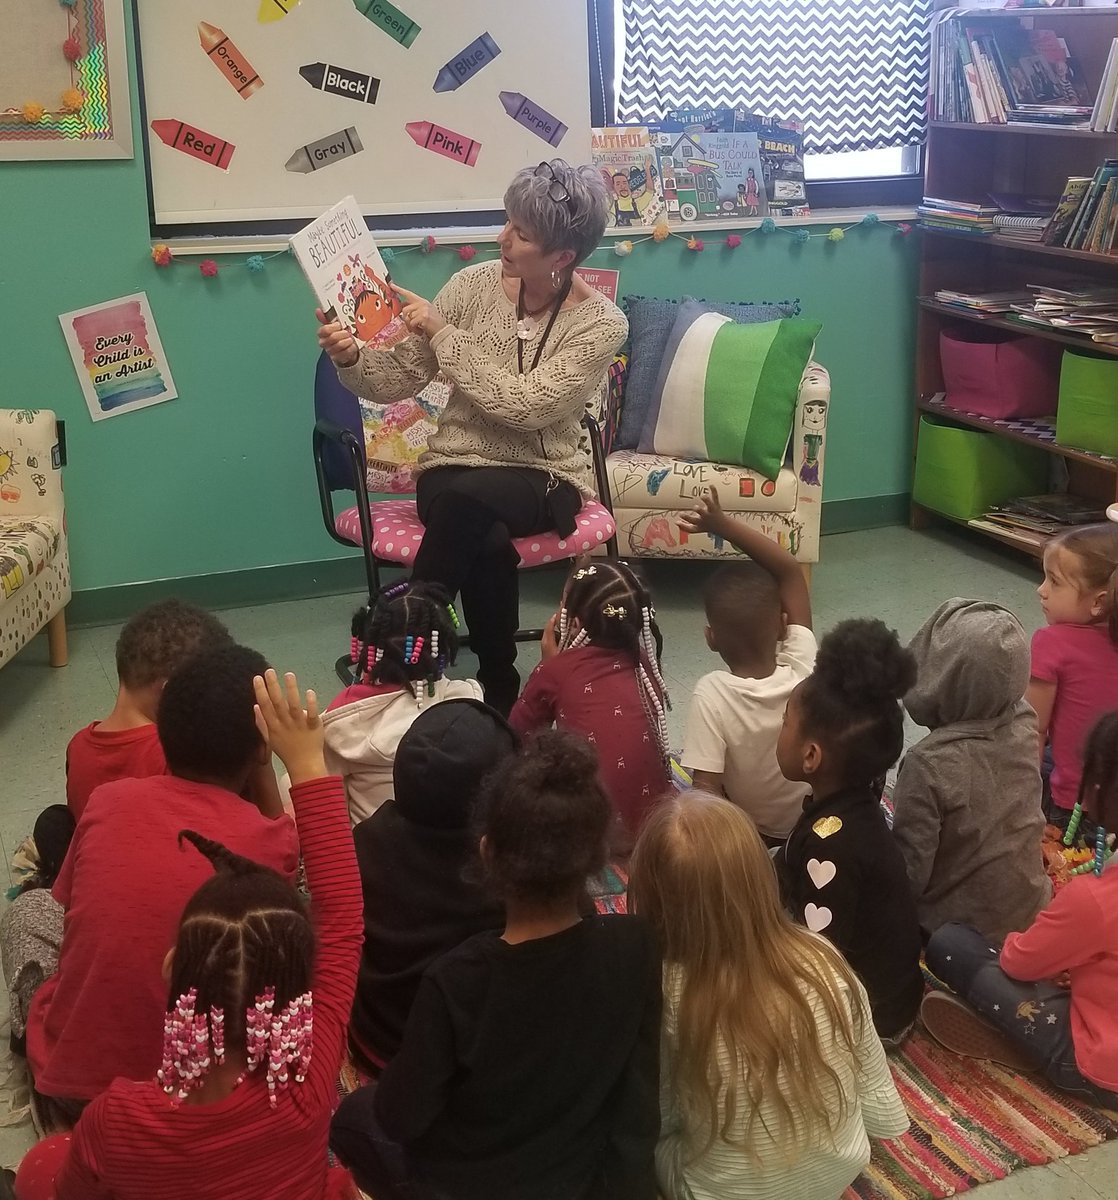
[289,196,406,349]
[732,111,809,217]
[591,127,665,227]
[652,128,767,221]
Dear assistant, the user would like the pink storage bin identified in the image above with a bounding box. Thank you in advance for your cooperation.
[940,327,1060,420]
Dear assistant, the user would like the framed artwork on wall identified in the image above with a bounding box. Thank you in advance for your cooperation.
[0,0,133,160]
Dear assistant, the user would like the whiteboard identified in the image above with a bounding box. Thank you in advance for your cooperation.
[137,0,591,226]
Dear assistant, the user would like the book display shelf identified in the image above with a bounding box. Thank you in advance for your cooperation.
[916,4,1118,557]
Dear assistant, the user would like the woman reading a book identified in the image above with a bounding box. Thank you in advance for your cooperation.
[317,160,626,716]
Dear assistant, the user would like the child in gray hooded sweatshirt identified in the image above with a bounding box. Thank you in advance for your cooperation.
[892,598,1051,942]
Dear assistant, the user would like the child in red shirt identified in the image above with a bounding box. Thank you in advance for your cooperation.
[510,561,670,844]
[26,645,299,1121]
[16,669,362,1200]
[66,599,232,819]
[923,710,1118,1107]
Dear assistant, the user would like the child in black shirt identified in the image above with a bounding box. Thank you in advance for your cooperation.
[331,729,662,1200]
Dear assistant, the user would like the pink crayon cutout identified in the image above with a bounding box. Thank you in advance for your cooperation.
[405,120,480,166]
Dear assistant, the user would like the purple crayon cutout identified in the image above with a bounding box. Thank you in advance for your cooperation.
[433,32,501,93]
[499,90,566,147]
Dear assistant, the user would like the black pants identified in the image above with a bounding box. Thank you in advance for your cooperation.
[330,1085,445,1200]
[413,465,578,716]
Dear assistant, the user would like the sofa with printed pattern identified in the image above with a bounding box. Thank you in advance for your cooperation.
[0,409,69,670]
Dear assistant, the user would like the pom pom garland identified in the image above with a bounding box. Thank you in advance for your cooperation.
[760,217,777,234]
[199,259,219,278]
[63,37,82,62]
[419,236,437,254]
[22,102,45,123]
[792,227,811,244]
[61,87,84,112]
[827,227,845,243]
[725,233,742,249]
[151,244,173,267]
[652,221,671,243]
[381,246,396,264]
[861,212,880,226]
[686,237,704,252]
[245,254,266,272]
[614,240,633,257]
[457,245,477,261]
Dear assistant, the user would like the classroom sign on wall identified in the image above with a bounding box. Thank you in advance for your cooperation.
[59,293,178,422]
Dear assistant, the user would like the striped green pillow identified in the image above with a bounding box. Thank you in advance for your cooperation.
[639,299,821,478]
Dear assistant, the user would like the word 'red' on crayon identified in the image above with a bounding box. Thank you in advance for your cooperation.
[150,119,235,170]
[284,126,364,173]
[405,121,480,167]
[299,62,380,105]
[198,22,264,99]
[432,32,501,93]
[499,91,567,147]
[258,0,301,22]
[353,0,420,49]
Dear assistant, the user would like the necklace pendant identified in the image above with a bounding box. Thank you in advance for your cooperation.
[516,317,534,340]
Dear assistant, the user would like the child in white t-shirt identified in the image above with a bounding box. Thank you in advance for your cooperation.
[680,488,817,844]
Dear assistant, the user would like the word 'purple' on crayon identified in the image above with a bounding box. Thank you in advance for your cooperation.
[432,32,501,93]
[499,91,566,147]
[405,120,480,166]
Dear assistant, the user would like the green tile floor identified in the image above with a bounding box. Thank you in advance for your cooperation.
[0,525,1114,1191]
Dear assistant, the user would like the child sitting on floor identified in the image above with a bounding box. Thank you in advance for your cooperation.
[325,579,481,824]
[349,699,515,1070]
[16,669,363,1200]
[678,487,816,846]
[630,791,908,1200]
[777,619,924,1043]
[25,644,298,1125]
[331,730,662,1200]
[66,599,231,819]
[510,560,670,844]
[922,709,1118,1108]
[893,599,1050,942]
[1027,524,1118,829]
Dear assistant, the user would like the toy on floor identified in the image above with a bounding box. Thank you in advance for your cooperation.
[1043,801,1114,888]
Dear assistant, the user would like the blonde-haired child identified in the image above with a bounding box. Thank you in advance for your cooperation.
[629,791,908,1200]
[1027,523,1118,827]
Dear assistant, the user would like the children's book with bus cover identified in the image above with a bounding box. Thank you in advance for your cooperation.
[591,127,666,227]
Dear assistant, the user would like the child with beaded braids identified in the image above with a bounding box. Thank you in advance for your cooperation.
[510,560,671,844]
[17,670,363,1200]
[324,579,482,824]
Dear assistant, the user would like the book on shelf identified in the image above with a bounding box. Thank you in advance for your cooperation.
[1091,39,1118,132]
[1041,176,1092,245]
[966,518,1047,552]
[997,494,1110,526]
[918,197,996,235]
[933,288,1032,312]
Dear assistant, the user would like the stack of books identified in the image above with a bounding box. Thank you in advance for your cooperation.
[917,197,996,235]
[1010,283,1118,344]
[932,288,1031,313]
[1041,162,1118,252]
[978,494,1110,547]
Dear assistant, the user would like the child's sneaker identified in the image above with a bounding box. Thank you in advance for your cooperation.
[920,992,1039,1072]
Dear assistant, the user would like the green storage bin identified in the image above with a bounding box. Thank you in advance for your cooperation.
[1057,349,1118,458]
[913,415,1048,521]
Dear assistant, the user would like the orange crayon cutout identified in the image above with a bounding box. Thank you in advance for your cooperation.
[198,22,264,98]
[404,120,480,166]
[151,119,236,170]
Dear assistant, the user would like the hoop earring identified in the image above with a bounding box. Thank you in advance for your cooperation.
[551,267,563,291]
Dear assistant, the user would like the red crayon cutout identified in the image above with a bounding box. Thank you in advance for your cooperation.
[151,119,236,170]
[405,120,480,166]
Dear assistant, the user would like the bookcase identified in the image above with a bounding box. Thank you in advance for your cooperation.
[915,4,1118,557]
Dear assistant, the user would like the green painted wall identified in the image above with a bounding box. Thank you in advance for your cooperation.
[1,22,918,599]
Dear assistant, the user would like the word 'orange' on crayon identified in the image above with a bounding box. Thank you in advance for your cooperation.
[151,119,236,170]
[405,120,480,166]
[198,22,264,98]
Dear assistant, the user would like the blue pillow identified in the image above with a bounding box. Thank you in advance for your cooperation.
[618,294,800,451]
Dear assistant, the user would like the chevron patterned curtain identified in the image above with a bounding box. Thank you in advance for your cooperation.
[617,0,931,155]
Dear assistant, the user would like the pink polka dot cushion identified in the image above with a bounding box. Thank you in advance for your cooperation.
[335,498,616,567]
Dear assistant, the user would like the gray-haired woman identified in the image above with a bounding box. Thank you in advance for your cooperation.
[317,161,628,715]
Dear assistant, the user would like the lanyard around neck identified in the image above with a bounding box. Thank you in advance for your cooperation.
[517,278,572,376]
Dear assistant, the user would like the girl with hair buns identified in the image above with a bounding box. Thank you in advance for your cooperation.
[510,560,671,845]
[317,161,628,716]
[630,791,908,1200]
[776,619,924,1042]
[331,729,662,1200]
[17,671,362,1200]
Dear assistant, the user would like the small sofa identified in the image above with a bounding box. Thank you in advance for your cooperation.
[0,409,69,670]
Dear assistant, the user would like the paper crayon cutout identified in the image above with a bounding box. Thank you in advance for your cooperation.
[285,126,364,173]
[353,0,420,49]
[198,22,263,99]
[433,32,501,93]
[258,0,301,22]
[150,119,235,170]
[300,62,380,105]
[499,91,567,147]
[405,121,480,167]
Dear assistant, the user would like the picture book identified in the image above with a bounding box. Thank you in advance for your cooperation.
[289,196,406,349]
[1041,176,1090,246]
[732,111,809,216]
[590,127,665,228]
[651,128,767,221]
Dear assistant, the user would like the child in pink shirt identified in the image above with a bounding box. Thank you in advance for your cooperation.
[1026,524,1118,827]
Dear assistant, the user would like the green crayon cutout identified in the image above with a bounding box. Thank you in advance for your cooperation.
[353,0,421,48]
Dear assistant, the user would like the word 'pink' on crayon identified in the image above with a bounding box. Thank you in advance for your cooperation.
[150,119,236,170]
[405,120,480,166]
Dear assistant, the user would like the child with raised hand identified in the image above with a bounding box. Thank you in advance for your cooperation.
[1027,524,1118,828]
[16,669,362,1200]
[777,619,924,1042]
[678,487,815,845]
[923,710,1118,1108]
[630,791,907,1200]
[325,579,482,824]
[510,560,670,843]
[66,599,232,819]
[331,729,662,1200]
